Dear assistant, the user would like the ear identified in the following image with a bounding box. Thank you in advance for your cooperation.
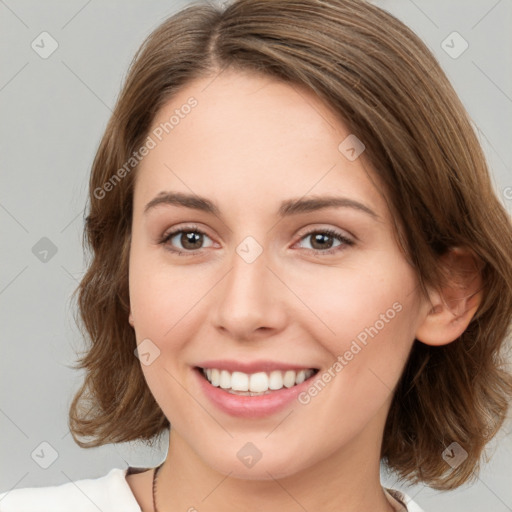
[128,309,134,327]
[416,247,484,346]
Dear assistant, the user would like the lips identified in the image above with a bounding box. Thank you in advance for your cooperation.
[192,359,321,418]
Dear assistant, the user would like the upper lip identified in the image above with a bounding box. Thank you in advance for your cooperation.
[195,360,318,374]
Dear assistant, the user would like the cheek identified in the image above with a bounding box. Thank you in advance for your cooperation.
[128,243,206,336]
[294,254,420,396]
[291,301,417,453]
[294,254,418,345]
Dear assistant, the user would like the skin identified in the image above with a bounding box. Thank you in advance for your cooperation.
[126,68,482,511]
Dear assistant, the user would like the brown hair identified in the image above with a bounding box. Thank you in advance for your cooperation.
[68,0,512,491]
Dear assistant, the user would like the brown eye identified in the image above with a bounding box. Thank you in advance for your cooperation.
[296,228,354,255]
[159,226,214,255]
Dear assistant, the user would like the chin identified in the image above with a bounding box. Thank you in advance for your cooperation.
[202,447,313,481]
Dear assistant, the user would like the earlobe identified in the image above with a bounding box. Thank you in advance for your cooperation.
[129,311,134,327]
[415,247,484,346]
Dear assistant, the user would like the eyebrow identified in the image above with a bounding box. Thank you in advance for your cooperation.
[144,191,379,219]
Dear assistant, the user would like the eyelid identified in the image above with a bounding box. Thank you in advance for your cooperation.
[159,223,215,246]
[295,223,354,242]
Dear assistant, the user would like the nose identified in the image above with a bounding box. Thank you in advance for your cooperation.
[213,245,288,342]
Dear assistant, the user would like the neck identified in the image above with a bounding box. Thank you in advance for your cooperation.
[155,421,395,512]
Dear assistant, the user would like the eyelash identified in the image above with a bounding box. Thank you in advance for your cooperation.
[158,224,355,257]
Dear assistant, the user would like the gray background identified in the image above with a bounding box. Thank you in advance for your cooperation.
[1,0,511,510]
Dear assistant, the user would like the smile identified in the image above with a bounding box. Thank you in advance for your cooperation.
[199,367,318,395]
[193,362,321,418]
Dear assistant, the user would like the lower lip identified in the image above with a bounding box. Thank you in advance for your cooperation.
[194,367,318,418]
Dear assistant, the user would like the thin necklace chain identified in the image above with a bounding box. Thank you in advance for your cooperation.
[152,463,164,512]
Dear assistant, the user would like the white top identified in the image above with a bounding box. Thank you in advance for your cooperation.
[0,467,426,512]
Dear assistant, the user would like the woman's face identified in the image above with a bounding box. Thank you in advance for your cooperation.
[128,69,430,479]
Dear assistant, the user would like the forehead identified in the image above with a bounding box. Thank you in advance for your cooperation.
[134,69,387,220]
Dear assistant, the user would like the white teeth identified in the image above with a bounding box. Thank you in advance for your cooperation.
[201,367,316,393]
[268,370,283,390]
[295,369,306,384]
[249,372,269,392]
[283,370,296,388]
[219,370,231,389]
[210,368,220,386]
[231,371,249,391]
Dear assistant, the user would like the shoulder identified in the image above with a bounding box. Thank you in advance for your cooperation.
[0,467,142,512]
[384,487,427,512]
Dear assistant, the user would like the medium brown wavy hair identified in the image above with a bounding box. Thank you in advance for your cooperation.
[68,0,512,491]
